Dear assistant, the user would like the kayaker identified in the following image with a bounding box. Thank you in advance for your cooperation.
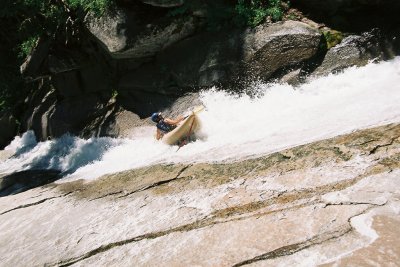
[151,112,185,140]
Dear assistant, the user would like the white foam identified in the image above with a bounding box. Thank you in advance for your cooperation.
[0,133,120,175]
[1,57,400,180]
[4,130,37,154]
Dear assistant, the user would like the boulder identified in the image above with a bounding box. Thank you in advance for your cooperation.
[312,29,384,76]
[0,112,18,149]
[279,68,302,86]
[240,20,322,79]
[139,0,184,7]
[20,79,116,140]
[20,36,51,80]
[46,93,115,139]
[48,53,80,74]
[20,82,58,141]
[85,9,133,55]
[85,7,199,59]
[118,21,321,112]
[119,29,239,90]
[52,64,112,98]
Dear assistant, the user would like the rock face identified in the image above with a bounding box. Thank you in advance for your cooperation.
[0,170,60,197]
[0,112,18,149]
[18,32,118,141]
[13,0,400,141]
[20,36,51,80]
[240,20,321,79]
[85,7,199,59]
[20,73,117,141]
[312,29,384,76]
[1,123,399,266]
[118,20,321,115]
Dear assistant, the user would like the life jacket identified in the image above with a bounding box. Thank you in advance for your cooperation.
[156,120,176,134]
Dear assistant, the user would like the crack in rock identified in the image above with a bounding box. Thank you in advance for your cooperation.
[48,200,317,267]
[117,164,192,199]
[232,227,352,267]
[0,192,73,216]
[89,191,124,201]
[45,171,378,266]
[40,127,400,266]
[232,205,381,266]
[369,138,396,155]
[323,200,388,208]
[48,174,374,267]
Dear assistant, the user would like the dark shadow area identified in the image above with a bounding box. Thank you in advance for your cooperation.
[292,1,400,33]
[116,25,245,117]
[0,170,61,197]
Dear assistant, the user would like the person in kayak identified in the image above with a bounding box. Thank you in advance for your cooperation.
[151,112,185,140]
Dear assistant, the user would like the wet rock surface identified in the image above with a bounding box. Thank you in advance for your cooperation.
[312,29,393,77]
[1,123,400,266]
[0,170,61,197]
[0,111,18,150]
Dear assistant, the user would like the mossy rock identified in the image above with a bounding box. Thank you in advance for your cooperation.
[322,30,343,49]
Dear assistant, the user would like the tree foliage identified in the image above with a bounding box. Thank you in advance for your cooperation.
[0,0,113,112]
[167,0,288,30]
[235,0,286,27]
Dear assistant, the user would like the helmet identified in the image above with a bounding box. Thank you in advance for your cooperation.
[151,112,161,122]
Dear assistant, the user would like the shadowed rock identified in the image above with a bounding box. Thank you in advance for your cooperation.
[85,7,199,59]
[0,111,18,149]
[0,170,60,197]
[139,0,184,8]
[118,20,321,115]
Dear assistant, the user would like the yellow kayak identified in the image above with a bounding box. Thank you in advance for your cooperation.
[162,106,204,145]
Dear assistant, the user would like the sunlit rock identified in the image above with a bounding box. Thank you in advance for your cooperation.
[312,29,385,77]
[0,124,400,265]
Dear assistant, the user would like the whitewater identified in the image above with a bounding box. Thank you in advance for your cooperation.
[1,57,400,181]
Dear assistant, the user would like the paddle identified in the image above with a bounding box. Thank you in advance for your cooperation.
[192,105,205,114]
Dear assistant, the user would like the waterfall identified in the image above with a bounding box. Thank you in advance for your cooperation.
[1,57,400,181]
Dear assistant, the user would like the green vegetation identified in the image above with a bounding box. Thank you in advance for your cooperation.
[234,0,286,27]
[322,30,344,49]
[0,0,113,112]
[0,0,288,112]
[167,0,288,30]
[69,0,113,16]
[19,36,39,58]
[111,89,118,99]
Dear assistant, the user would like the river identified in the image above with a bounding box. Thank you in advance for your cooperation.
[1,57,400,181]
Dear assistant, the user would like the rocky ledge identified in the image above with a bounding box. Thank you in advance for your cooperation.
[1,123,400,266]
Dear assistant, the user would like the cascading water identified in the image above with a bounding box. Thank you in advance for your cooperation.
[1,57,400,181]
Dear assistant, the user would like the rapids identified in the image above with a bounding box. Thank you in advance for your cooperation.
[1,57,400,181]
